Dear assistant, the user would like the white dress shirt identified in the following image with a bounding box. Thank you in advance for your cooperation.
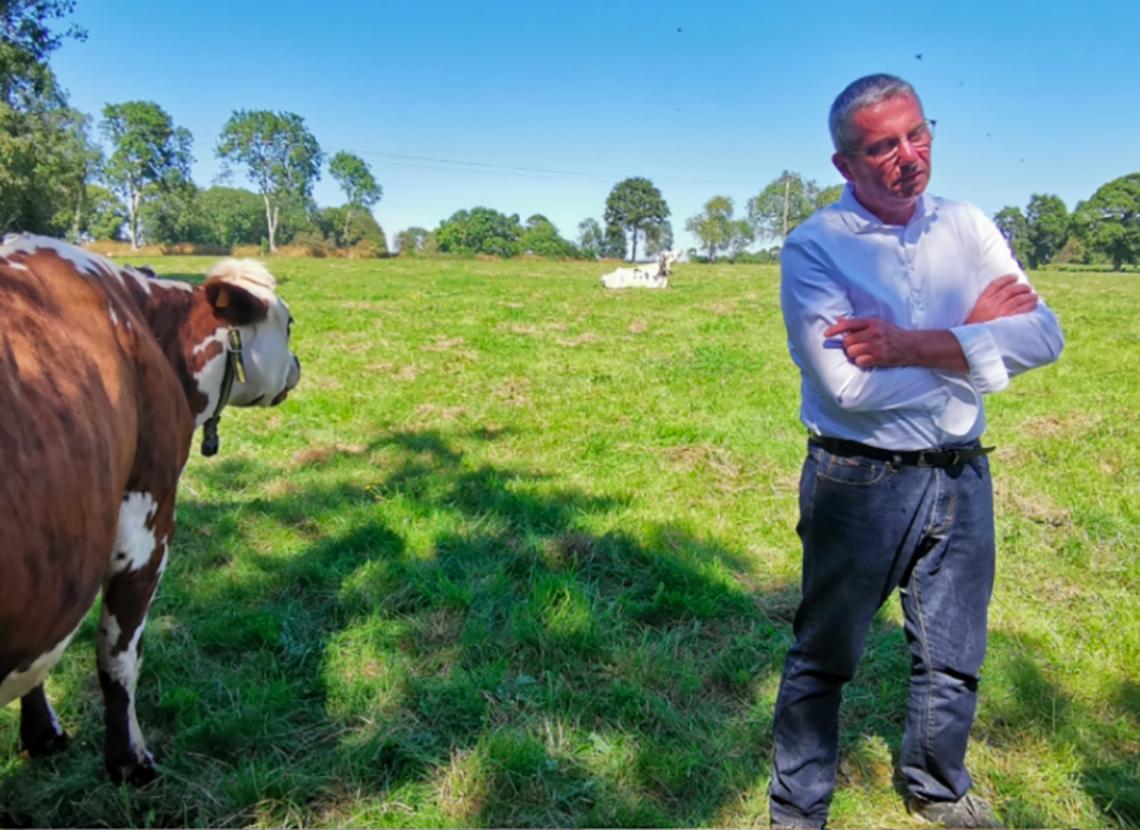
[780,185,1064,450]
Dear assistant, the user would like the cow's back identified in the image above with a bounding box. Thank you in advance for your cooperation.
[0,252,140,680]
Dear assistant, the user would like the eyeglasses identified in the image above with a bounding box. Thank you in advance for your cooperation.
[847,119,936,161]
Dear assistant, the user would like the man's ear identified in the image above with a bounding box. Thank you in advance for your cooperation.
[204,277,269,326]
[832,152,854,182]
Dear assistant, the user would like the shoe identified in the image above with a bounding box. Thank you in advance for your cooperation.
[907,793,1004,828]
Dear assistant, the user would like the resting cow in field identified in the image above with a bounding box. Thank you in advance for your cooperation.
[0,235,300,783]
[600,250,681,289]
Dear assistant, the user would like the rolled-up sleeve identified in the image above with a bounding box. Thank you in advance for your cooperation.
[781,239,954,413]
[949,207,1065,392]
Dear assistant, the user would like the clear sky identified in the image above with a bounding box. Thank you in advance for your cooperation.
[50,0,1140,253]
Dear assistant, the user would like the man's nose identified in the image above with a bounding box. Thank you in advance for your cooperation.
[897,137,921,163]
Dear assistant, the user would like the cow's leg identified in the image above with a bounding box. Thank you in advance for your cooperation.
[20,683,70,757]
[97,490,172,785]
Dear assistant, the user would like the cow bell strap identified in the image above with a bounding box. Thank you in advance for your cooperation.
[200,329,247,457]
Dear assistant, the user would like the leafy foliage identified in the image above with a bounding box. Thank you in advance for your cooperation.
[435,206,523,257]
[815,184,844,209]
[685,196,751,261]
[0,0,85,108]
[604,177,670,262]
[1026,193,1070,268]
[395,226,435,255]
[216,110,323,252]
[576,218,604,259]
[1073,174,1140,271]
[602,222,627,259]
[747,170,819,241]
[314,205,388,253]
[78,183,126,240]
[0,0,94,235]
[101,100,193,248]
[994,205,1031,267]
[520,214,579,258]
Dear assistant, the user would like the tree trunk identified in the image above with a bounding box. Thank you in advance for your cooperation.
[263,193,277,253]
[342,207,353,247]
[71,186,84,242]
[630,225,638,263]
[129,189,141,250]
[708,242,715,261]
[782,174,790,240]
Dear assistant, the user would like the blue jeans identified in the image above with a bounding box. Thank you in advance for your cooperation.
[770,440,995,827]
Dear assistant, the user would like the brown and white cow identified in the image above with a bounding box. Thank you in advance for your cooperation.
[0,235,300,783]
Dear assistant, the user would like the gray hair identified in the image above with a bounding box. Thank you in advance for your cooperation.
[829,74,922,153]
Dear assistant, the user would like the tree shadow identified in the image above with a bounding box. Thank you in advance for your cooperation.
[5,427,1128,827]
[0,426,794,827]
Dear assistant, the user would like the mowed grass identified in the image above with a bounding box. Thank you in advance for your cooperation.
[0,256,1135,828]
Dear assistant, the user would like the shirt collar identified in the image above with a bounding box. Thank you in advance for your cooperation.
[837,183,936,234]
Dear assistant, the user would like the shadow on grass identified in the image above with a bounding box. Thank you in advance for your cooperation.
[977,632,1140,828]
[2,428,1130,827]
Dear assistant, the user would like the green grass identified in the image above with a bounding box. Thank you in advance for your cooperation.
[1,257,1136,828]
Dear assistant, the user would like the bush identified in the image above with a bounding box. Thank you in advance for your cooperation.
[286,231,332,257]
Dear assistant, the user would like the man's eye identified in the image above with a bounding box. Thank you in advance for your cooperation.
[867,139,897,157]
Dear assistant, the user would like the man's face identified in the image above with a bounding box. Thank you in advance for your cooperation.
[832,93,932,222]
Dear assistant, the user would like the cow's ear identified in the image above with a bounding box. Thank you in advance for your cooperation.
[205,278,269,325]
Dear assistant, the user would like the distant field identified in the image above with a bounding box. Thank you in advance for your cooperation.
[1,257,1136,828]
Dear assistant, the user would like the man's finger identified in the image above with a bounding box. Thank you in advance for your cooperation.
[982,274,1019,296]
[824,317,870,337]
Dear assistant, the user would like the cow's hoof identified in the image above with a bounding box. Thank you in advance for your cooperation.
[107,753,158,786]
[22,726,71,758]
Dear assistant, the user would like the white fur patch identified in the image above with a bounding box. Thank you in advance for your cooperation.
[0,234,120,282]
[0,622,82,707]
[191,331,230,427]
[112,492,159,574]
[98,609,147,755]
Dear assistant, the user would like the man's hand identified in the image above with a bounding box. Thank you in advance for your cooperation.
[824,318,970,372]
[966,274,1038,324]
[824,317,915,368]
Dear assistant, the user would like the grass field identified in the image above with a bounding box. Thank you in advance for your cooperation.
[1,256,1136,828]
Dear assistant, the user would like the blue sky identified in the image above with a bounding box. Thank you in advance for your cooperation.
[52,0,1140,253]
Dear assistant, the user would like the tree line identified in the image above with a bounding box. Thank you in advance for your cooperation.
[3,2,1137,268]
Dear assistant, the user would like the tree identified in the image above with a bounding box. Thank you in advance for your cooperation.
[1025,193,1070,269]
[1,104,98,235]
[603,177,670,262]
[328,150,381,242]
[576,218,604,259]
[78,184,126,240]
[993,205,1031,266]
[644,220,674,257]
[686,195,737,261]
[815,184,844,209]
[1,0,85,108]
[602,223,627,259]
[395,226,433,255]
[435,207,523,256]
[1,0,95,235]
[521,214,578,258]
[313,205,388,252]
[195,186,269,246]
[748,170,819,242]
[137,177,198,244]
[216,110,323,252]
[1074,173,1140,271]
[101,101,193,249]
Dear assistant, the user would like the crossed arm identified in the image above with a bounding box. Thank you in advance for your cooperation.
[826,275,1039,371]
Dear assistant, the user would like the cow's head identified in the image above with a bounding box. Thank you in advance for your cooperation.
[204,259,300,407]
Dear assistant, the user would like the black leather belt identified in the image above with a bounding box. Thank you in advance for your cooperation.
[810,435,994,468]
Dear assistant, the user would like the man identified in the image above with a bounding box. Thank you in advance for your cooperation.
[770,74,1064,829]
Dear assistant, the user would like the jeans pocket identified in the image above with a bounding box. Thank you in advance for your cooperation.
[815,451,891,486]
